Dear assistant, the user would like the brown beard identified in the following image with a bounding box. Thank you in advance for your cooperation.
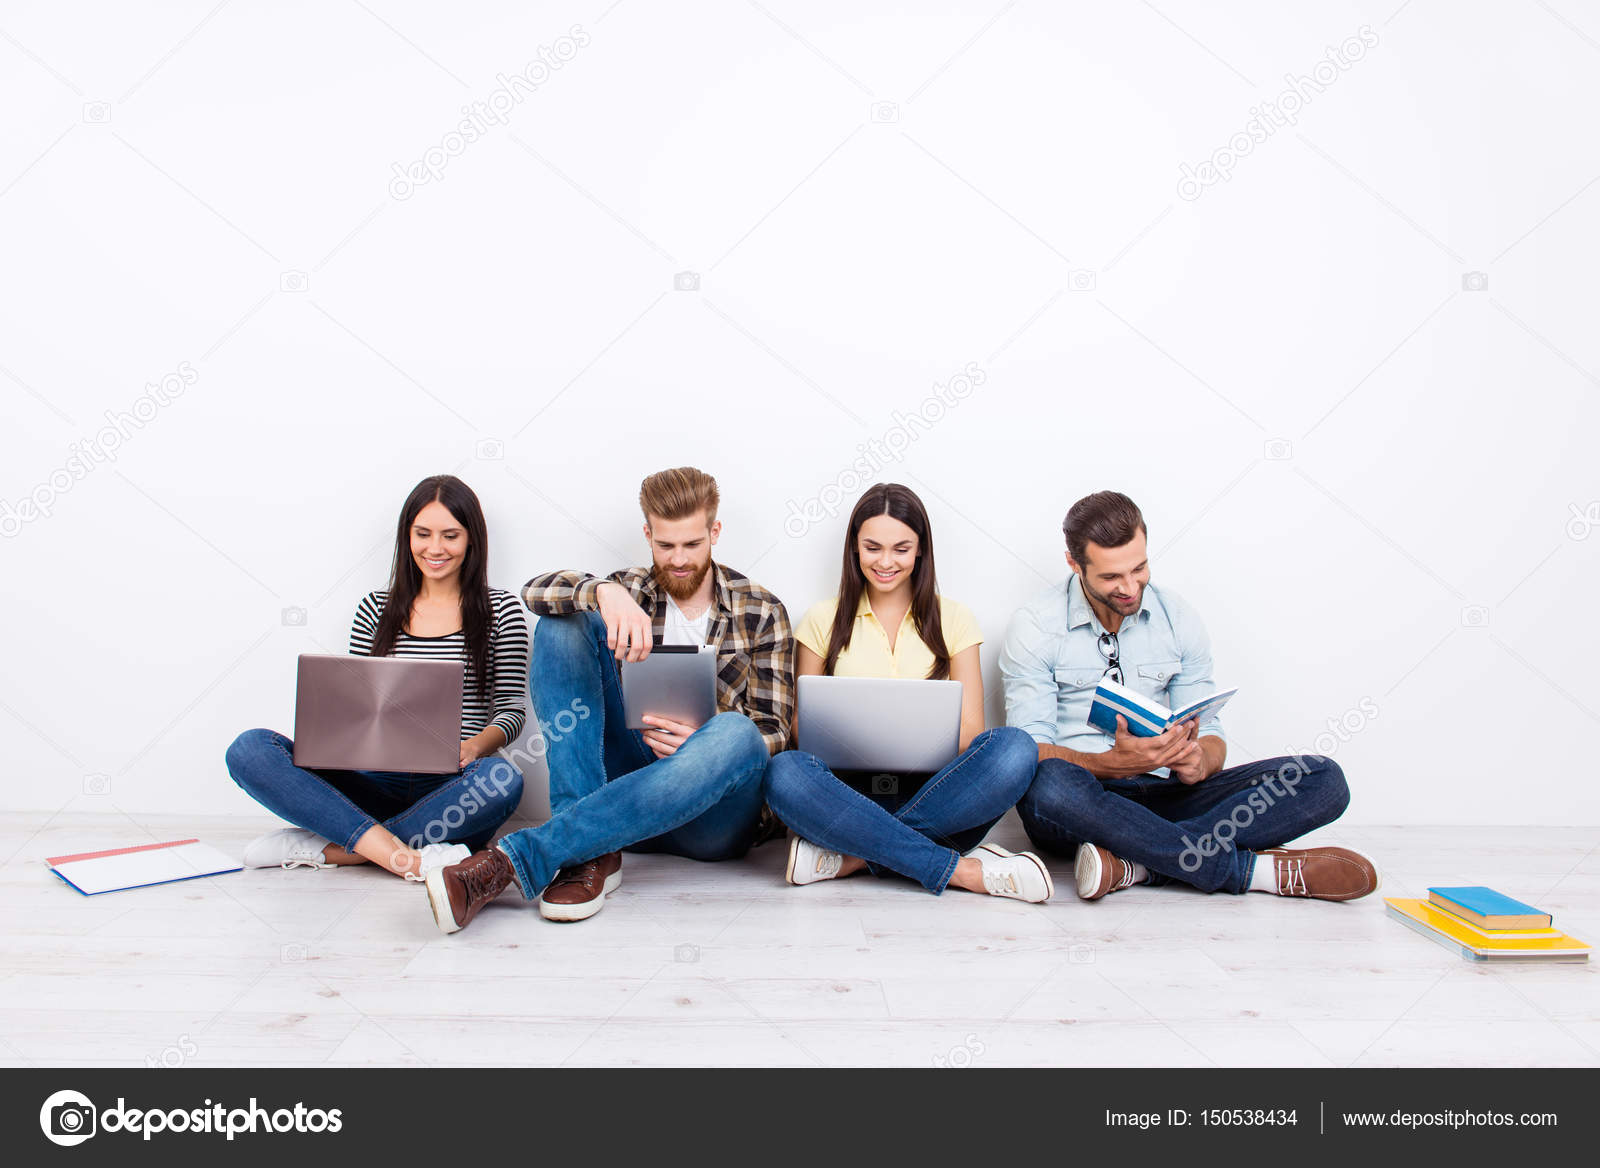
[652,558,711,601]
[1080,573,1142,618]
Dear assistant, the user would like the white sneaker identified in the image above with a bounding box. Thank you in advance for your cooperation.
[242,828,330,871]
[964,842,1054,903]
[785,834,844,886]
[405,843,471,883]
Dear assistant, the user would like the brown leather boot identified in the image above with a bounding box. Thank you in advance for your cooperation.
[539,852,622,922]
[426,846,516,934]
[1261,846,1379,901]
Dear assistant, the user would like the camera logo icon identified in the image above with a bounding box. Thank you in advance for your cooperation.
[281,942,309,963]
[1068,943,1096,965]
[1461,271,1488,292]
[83,773,111,796]
[1068,269,1097,292]
[870,101,899,123]
[1263,438,1293,461]
[280,271,309,293]
[82,102,112,124]
[281,606,307,627]
[673,271,700,292]
[674,943,699,963]
[40,1089,97,1147]
[475,438,505,461]
[1460,605,1489,627]
[870,774,898,795]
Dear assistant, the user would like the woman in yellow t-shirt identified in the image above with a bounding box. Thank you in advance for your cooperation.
[764,483,1052,901]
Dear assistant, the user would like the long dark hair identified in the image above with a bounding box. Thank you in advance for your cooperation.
[822,482,952,680]
[370,475,492,699]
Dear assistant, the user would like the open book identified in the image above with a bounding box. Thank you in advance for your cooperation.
[1087,677,1237,738]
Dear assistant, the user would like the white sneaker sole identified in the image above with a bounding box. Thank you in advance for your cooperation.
[785,834,847,887]
[539,870,622,921]
[1073,842,1103,900]
[425,865,462,935]
[970,842,1055,902]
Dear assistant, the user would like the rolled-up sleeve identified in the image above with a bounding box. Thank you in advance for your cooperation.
[999,604,1060,746]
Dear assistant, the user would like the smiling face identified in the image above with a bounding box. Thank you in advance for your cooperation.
[1069,528,1150,624]
[410,499,468,586]
[644,510,719,601]
[856,512,919,599]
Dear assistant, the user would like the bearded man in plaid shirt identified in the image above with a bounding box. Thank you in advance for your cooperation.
[426,466,794,934]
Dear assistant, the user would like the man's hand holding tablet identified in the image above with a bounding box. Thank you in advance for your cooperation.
[640,713,699,759]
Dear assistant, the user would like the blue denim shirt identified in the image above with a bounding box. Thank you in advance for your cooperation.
[999,576,1226,774]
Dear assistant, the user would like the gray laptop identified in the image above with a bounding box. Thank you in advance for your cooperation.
[796,675,963,773]
[621,645,718,730]
[293,654,463,774]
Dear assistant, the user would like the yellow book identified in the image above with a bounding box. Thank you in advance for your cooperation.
[1385,898,1590,962]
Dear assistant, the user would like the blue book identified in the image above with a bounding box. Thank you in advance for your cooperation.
[1428,886,1552,930]
[1086,677,1238,738]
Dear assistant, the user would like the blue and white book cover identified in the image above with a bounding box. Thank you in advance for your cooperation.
[1087,678,1237,738]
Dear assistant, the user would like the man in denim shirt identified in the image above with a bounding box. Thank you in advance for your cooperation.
[1000,491,1378,902]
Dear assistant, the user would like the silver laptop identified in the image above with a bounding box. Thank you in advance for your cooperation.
[621,645,718,730]
[797,675,962,773]
[293,654,463,774]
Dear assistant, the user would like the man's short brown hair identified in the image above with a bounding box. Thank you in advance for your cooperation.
[639,466,719,526]
[1063,491,1146,567]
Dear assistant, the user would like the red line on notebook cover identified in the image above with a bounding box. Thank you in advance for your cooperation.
[46,839,199,866]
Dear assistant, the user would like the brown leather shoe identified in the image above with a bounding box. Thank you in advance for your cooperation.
[1074,842,1144,901]
[539,852,622,922]
[1261,846,1379,901]
[425,846,516,934]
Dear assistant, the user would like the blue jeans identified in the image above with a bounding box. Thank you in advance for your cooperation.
[225,728,525,853]
[763,726,1039,894]
[494,611,770,899]
[1016,754,1351,894]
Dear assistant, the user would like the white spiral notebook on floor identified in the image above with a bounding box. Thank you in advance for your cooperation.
[46,839,242,895]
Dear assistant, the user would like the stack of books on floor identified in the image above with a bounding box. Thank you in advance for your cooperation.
[1386,886,1590,963]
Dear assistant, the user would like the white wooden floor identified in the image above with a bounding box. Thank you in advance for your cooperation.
[2,813,1596,1068]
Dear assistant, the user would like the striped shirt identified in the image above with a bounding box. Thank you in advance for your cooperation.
[349,588,529,743]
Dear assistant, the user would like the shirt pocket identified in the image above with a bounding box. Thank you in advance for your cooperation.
[1135,660,1181,699]
[1136,660,1181,685]
[1054,665,1102,691]
[716,649,752,710]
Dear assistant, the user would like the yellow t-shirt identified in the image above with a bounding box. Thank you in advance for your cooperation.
[795,593,982,679]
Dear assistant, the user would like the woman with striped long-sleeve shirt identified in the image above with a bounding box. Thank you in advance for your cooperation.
[225,475,529,882]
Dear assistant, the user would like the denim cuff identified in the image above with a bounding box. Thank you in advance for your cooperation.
[339,817,379,856]
[495,838,536,900]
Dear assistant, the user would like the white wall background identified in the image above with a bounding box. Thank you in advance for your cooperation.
[3,1,1597,826]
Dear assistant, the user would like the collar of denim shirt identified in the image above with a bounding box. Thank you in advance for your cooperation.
[1064,572,1154,634]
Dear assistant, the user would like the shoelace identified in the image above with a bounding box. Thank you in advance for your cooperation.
[549,865,600,892]
[982,868,1018,896]
[461,854,506,903]
[1276,856,1307,896]
[1113,859,1140,890]
[280,851,326,872]
[813,849,843,880]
